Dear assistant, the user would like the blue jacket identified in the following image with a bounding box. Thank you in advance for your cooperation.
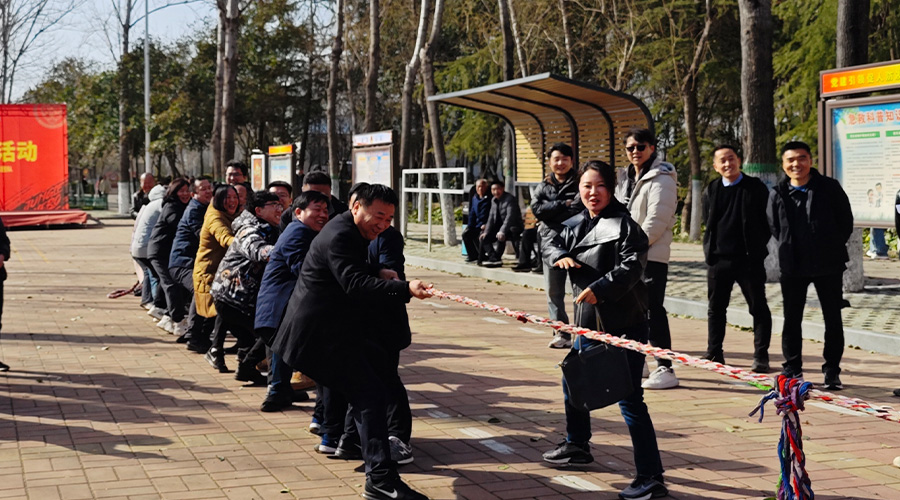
[368,226,406,281]
[169,198,208,269]
[468,194,490,230]
[255,220,318,331]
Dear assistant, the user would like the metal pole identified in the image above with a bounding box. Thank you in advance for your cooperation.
[427,192,433,252]
[143,0,151,174]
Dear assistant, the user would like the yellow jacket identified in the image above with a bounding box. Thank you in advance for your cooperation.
[192,205,236,317]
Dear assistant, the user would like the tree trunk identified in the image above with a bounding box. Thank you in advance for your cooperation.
[497,0,514,81]
[837,0,870,293]
[420,0,457,246]
[509,0,527,77]
[681,0,711,242]
[327,0,345,194]
[364,0,381,132]
[220,0,239,167]
[210,9,225,180]
[298,1,315,185]
[116,2,133,215]
[739,0,778,280]
[837,0,869,68]
[559,0,574,78]
[400,0,431,171]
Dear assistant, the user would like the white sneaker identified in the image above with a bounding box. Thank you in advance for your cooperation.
[157,315,174,333]
[147,306,164,320]
[141,302,152,310]
[866,249,877,259]
[642,366,679,390]
[173,319,188,337]
[642,361,650,378]
[548,333,572,349]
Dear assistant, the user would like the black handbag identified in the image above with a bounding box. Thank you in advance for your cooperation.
[560,338,635,411]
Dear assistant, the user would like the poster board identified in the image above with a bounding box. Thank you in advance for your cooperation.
[266,144,294,188]
[0,104,69,211]
[825,95,900,228]
[353,146,393,186]
[250,153,266,191]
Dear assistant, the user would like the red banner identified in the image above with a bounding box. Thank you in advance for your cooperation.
[0,104,68,211]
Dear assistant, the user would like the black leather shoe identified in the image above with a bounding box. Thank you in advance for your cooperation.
[235,363,267,386]
[260,392,292,412]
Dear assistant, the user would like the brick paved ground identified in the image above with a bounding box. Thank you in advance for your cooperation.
[1,220,900,499]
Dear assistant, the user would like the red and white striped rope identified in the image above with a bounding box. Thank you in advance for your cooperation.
[427,288,900,424]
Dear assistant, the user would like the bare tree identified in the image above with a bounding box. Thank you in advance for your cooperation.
[327,0,345,193]
[219,0,240,168]
[0,0,76,103]
[508,0,527,77]
[558,0,573,78]
[399,0,430,171]
[420,0,457,245]
[680,0,712,241]
[497,0,514,81]
[210,10,225,179]
[363,0,380,132]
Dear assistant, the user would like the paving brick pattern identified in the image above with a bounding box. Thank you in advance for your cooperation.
[0,220,899,499]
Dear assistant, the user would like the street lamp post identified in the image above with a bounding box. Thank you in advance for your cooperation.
[144,0,151,175]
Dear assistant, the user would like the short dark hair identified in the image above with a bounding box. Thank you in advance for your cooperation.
[713,144,741,158]
[548,143,574,159]
[291,190,330,212]
[212,185,237,212]
[578,160,616,190]
[248,190,280,212]
[267,180,292,195]
[192,175,213,192]
[623,128,656,146]
[164,178,191,203]
[348,182,371,203]
[226,159,249,177]
[780,141,811,156]
[490,179,504,188]
[303,171,331,186]
[355,183,399,208]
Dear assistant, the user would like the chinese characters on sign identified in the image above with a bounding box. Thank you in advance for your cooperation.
[0,140,38,172]
[821,61,900,97]
[0,104,69,211]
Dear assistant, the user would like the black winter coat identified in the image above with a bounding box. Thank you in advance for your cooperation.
[532,170,583,228]
[367,226,411,351]
[701,174,770,265]
[147,199,187,264]
[271,211,412,385]
[767,169,854,277]
[483,192,523,239]
[543,201,649,333]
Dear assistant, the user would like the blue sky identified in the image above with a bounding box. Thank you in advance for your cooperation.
[15,0,216,100]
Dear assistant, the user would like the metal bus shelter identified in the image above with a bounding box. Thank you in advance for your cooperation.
[428,73,654,185]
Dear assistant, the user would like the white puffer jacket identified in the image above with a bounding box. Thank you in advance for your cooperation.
[614,155,678,264]
[130,185,167,258]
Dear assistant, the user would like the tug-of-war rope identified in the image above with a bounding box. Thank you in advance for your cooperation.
[427,288,900,424]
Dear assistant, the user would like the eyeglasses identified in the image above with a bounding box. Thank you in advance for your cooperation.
[265,202,284,210]
[625,144,648,153]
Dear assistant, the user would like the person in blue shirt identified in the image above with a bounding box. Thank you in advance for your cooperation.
[255,190,330,411]
[461,179,490,262]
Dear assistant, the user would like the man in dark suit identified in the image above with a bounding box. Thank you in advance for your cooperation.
[272,184,431,500]
[479,180,523,267]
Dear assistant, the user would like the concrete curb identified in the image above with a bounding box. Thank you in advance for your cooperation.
[407,255,900,357]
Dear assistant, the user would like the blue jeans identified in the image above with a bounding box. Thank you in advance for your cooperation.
[870,228,888,256]
[267,348,295,396]
[563,323,664,478]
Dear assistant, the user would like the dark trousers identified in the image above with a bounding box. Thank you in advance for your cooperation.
[308,342,397,483]
[134,257,166,310]
[706,258,772,364]
[644,261,672,368]
[212,301,257,359]
[340,350,413,445]
[266,347,295,397]
[780,272,845,376]
[150,257,183,321]
[517,227,540,267]
[479,232,519,263]
[172,265,213,339]
[563,323,664,478]
[462,226,481,261]
[0,280,4,333]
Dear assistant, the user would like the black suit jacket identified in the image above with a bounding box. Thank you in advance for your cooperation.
[271,211,411,385]
[0,217,9,282]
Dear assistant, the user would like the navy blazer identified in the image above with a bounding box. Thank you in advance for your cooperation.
[169,198,208,269]
[255,220,318,331]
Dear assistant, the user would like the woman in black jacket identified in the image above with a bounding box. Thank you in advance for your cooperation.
[541,160,667,500]
[147,178,191,331]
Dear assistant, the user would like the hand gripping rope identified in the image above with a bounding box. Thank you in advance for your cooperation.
[426,288,900,423]
[750,376,814,500]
